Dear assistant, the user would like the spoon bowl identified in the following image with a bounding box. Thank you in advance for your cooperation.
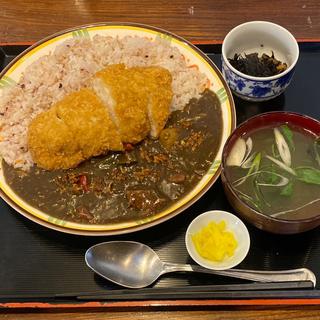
[85,241,316,289]
[85,241,164,288]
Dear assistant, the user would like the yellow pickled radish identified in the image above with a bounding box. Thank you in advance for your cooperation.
[191,220,238,262]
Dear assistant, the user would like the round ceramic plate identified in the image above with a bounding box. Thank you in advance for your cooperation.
[0,23,236,235]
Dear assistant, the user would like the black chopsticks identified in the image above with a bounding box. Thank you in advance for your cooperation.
[74,281,315,300]
[0,281,315,302]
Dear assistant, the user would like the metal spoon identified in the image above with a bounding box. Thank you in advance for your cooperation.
[85,241,316,289]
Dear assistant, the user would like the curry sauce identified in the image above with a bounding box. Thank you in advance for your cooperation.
[3,90,222,224]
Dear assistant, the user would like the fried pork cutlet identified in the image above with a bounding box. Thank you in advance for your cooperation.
[28,65,173,170]
[132,66,172,138]
[93,64,150,144]
[28,108,83,170]
[28,89,123,170]
[93,64,172,141]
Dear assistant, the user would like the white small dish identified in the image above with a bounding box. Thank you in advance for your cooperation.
[185,210,250,270]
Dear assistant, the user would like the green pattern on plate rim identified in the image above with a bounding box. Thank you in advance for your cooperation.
[72,28,90,38]
[155,32,173,43]
[136,216,155,225]
[208,159,222,175]
[217,88,227,103]
[48,216,67,227]
[0,76,16,88]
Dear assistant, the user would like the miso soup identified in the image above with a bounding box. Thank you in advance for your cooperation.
[225,124,320,220]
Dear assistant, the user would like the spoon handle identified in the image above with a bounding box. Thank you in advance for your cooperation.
[162,263,316,287]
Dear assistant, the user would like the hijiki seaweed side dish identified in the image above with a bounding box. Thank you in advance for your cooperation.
[228,52,287,77]
[226,124,320,220]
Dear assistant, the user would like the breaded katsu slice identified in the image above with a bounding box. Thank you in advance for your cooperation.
[28,88,123,170]
[28,109,84,170]
[93,64,150,144]
[93,64,173,141]
[54,89,123,157]
[131,66,173,138]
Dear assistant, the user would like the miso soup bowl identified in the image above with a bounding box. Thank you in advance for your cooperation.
[221,112,320,234]
[221,21,299,101]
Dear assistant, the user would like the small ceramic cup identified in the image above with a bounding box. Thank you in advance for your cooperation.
[221,21,299,101]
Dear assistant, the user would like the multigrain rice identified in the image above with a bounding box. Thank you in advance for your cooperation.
[0,35,208,170]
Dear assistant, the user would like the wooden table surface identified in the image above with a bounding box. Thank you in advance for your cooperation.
[1,0,320,44]
[1,0,320,319]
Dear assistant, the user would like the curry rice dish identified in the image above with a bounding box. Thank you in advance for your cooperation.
[0,35,223,225]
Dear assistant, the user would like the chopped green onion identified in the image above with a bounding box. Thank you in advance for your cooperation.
[295,166,320,185]
[240,137,253,166]
[226,137,246,167]
[248,152,261,175]
[235,188,263,211]
[280,124,295,151]
[234,153,261,186]
[274,128,291,167]
[253,178,271,208]
[265,155,296,176]
[256,172,289,187]
[271,143,280,159]
[280,182,293,197]
[314,138,320,167]
[241,152,256,169]
[271,198,320,218]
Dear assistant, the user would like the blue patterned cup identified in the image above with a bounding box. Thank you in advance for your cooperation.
[222,21,299,101]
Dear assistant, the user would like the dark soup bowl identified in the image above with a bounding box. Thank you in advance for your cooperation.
[221,112,320,234]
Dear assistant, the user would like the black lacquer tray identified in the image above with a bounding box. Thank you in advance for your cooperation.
[0,43,319,308]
